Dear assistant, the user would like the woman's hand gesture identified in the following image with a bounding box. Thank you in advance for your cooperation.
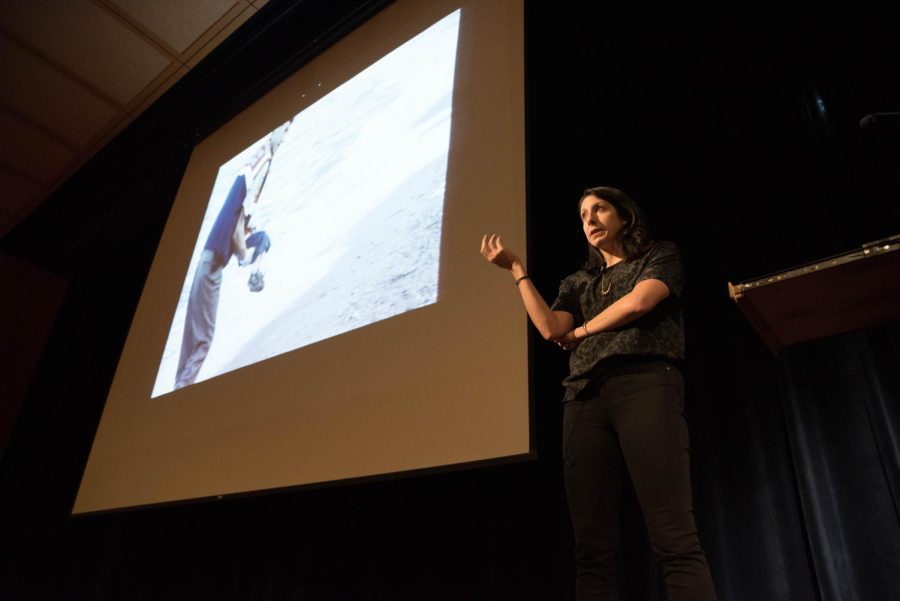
[480,234,521,271]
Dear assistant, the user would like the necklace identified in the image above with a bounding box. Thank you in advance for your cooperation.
[600,265,612,295]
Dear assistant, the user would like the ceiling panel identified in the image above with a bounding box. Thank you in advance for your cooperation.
[0,0,174,106]
[0,37,122,147]
[185,4,258,68]
[126,64,190,119]
[0,168,40,221]
[0,111,76,184]
[109,0,243,54]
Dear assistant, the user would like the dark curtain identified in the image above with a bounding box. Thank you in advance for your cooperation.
[683,314,819,601]
[777,322,900,600]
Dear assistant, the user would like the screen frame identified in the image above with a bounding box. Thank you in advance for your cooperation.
[73,0,536,515]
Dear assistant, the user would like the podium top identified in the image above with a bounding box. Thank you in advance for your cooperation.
[728,234,900,354]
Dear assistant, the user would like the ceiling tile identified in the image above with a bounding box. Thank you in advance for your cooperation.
[109,0,244,54]
[0,167,39,216]
[0,37,122,148]
[0,0,173,106]
[186,4,256,68]
[0,111,76,185]
[127,64,190,119]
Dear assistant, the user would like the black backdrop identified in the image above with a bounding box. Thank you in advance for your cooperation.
[2,3,899,599]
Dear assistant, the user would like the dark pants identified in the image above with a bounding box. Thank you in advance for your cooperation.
[563,360,717,601]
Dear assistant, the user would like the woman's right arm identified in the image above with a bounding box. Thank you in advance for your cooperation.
[481,234,574,340]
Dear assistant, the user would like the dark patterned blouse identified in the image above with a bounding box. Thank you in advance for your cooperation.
[550,241,685,401]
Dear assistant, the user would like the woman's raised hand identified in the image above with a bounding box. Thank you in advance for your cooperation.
[480,234,521,270]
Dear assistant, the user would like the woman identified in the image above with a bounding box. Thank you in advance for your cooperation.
[480,186,716,601]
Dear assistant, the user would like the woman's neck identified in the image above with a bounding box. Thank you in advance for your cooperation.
[598,243,626,267]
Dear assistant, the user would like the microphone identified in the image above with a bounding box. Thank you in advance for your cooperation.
[859,111,900,132]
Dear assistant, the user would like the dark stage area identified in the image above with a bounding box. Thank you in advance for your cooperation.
[2,3,899,600]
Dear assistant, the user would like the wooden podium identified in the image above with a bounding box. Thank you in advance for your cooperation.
[728,234,900,354]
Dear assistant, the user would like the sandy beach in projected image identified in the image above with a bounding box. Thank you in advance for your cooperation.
[151,12,459,398]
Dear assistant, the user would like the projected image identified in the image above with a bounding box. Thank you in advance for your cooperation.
[152,11,460,398]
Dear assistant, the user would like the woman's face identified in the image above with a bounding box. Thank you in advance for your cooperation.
[579,194,625,248]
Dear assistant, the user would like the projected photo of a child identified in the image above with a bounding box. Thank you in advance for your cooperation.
[153,11,460,398]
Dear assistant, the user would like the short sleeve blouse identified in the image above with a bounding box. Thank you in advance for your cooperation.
[550,241,685,401]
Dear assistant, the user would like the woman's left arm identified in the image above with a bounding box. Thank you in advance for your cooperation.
[556,279,670,349]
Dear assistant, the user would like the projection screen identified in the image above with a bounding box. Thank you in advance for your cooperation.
[74,0,526,515]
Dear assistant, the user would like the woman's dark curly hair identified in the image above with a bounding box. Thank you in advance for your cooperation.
[578,186,654,274]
